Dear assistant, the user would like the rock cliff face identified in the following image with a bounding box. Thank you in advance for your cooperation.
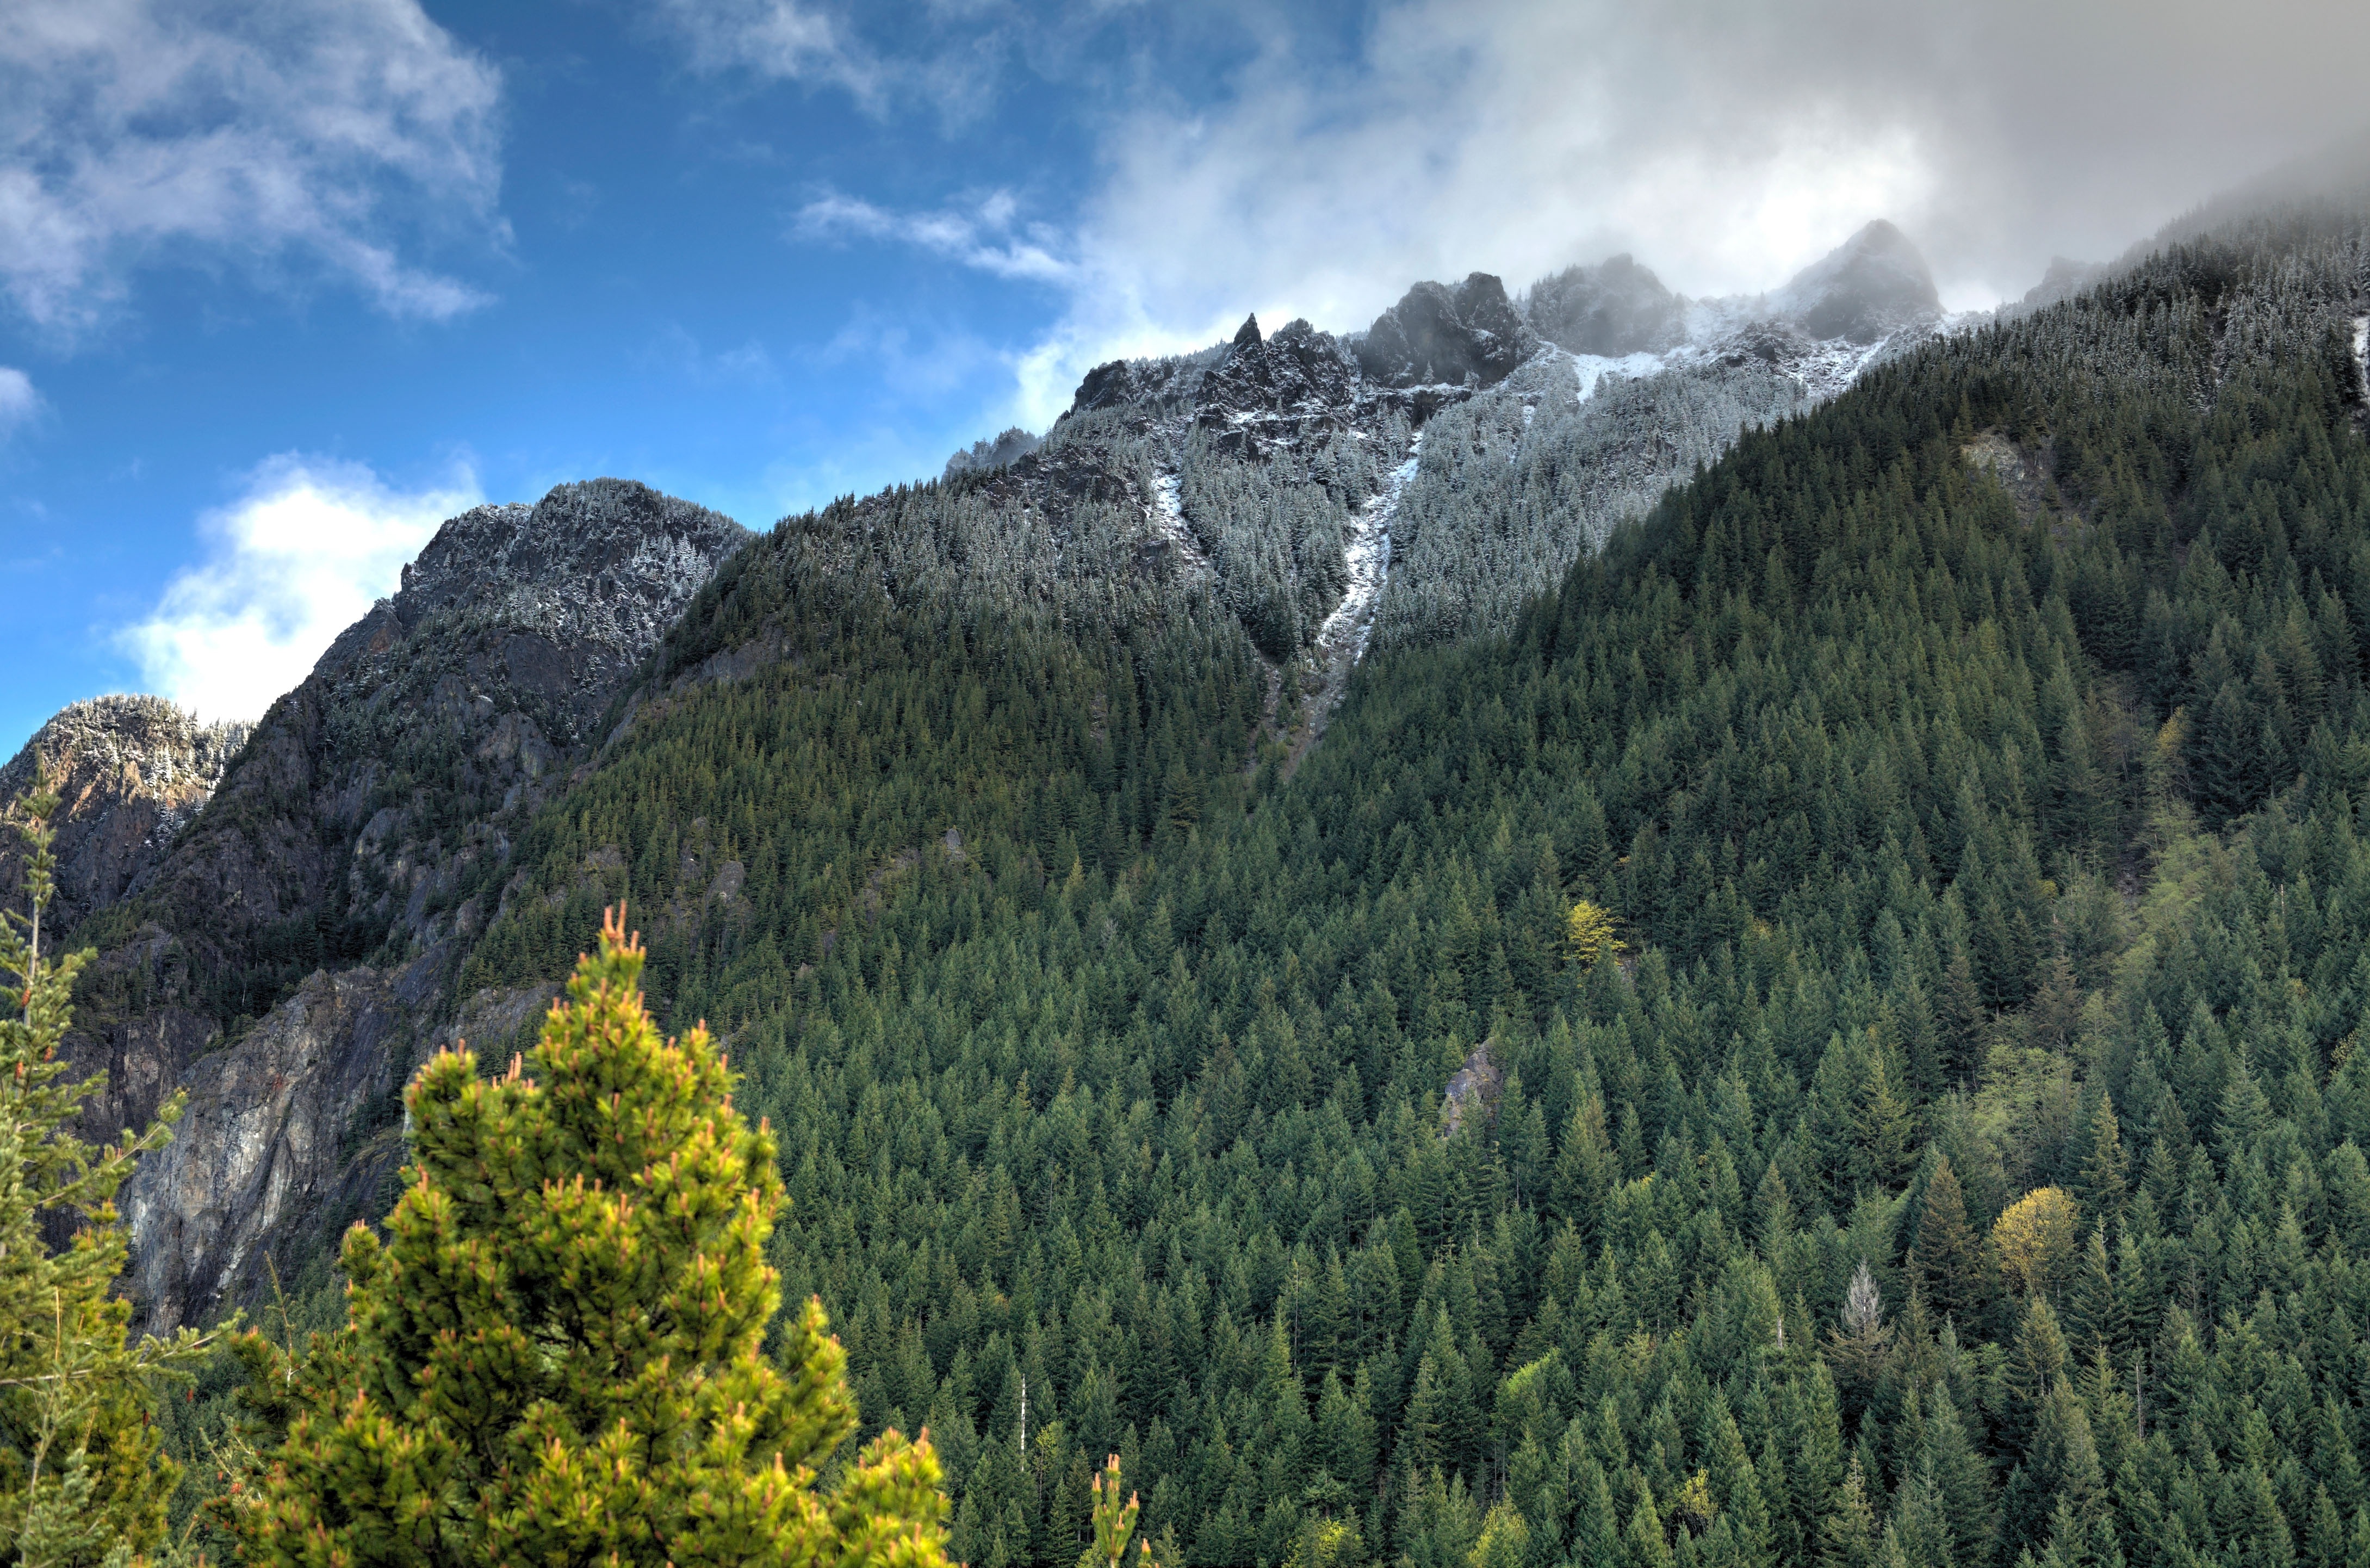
[0,696,250,937]
[117,965,411,1333]
[1354,272,1536,388]
[48,479,748,1331]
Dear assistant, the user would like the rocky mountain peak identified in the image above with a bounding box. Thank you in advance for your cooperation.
[944,427,1043,479]
[65,476,753,1334]
[1191,315,1369,454]
[1354,272,1535,389]
[1773,219,1941,344]
[0,696,251,937]
[1527,253,1686,357]
[309,479,749,736]
[381,479,746,658]
[2020,256,2107,311]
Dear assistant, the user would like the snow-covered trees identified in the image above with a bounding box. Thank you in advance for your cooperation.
[1374,351,1806,651]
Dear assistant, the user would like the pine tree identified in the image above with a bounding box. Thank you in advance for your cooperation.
[1789,1365,1848,1561]
[2003,1297,2070,1462]
[1550,1096,1616,1238]
[1083,1452,1167,1568]
[2076,1095,2128,1222]
[1823,1454,1880,1568]
[2063,1229,2126,1364]
[232,909,949,1568]
[0,783,218,1561]
[1827,1261,1894,1400]
[1913,1158,1983,1322]
[1919,1386,1995,1566]
[1851,1037,1918,1190]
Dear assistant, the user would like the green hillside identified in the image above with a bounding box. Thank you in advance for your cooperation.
[182,209,2370,1568]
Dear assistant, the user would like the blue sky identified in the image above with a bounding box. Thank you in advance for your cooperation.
[6,0,2367,755]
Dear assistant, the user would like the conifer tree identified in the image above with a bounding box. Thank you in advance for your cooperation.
[1826,1262,1893,1404]
[232,909,948,1568]
[0,783,216,1563]
[2075,1095,2127,1222]
[1913,1158,1983,1322]
[1918,1387,1995,1566]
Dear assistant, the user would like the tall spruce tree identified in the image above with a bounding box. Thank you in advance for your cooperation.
[233,909,948,1568]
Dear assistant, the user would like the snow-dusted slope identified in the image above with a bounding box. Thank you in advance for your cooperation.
[951,219,1983,679]
[1321,437,1417,669]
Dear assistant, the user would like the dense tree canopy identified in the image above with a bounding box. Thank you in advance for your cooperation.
[190,207,2370,1568]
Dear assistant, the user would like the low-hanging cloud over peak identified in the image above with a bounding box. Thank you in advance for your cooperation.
[780,0,2370,432]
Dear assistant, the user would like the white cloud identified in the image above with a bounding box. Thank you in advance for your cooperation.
[785,0,2370,433]
[654,0,884,106]
[0,0,504,334]
[650,0,1013,123]
[795,190,1077,284]
[0,368,38,438]
[122,456,480,723]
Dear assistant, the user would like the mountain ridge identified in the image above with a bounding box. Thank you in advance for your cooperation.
[16,478,748,1330]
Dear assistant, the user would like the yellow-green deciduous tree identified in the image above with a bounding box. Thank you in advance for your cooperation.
[232,909,950,1568]
[1992,1186,2080,1299]
[1565,901,1624,969]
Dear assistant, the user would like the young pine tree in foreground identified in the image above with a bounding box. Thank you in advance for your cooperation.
[233,909,949,1568]
[0,784,214,1564]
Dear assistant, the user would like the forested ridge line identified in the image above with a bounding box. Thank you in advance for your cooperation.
[170,207,2370,1568]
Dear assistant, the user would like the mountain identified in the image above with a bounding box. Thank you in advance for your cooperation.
[26,223,1963,1337]
[1527,253,1688,357]
[0,696,249,936]
[51,479,747,1330]
[367,195,2370,1568]
[36,188,2370,1566]
[1354,272,1537,388]
[1770,217,1943,342]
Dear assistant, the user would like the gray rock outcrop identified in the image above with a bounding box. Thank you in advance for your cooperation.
[53,479,748,1331]
[119,966,410,1333]
[0,696,250,937]
[1354,273,1536,388]
[944,427,1043,479]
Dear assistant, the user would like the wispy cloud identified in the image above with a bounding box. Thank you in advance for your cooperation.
[794,190,1076,285]
[0,369,38,440]
[643,323,780,387]
[648,0,1011,123]
[0,0,506,335]
[651,0,886,107]
[121,456,480,723]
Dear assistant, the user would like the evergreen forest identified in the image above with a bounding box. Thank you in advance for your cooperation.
[130,202,2370,1568]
